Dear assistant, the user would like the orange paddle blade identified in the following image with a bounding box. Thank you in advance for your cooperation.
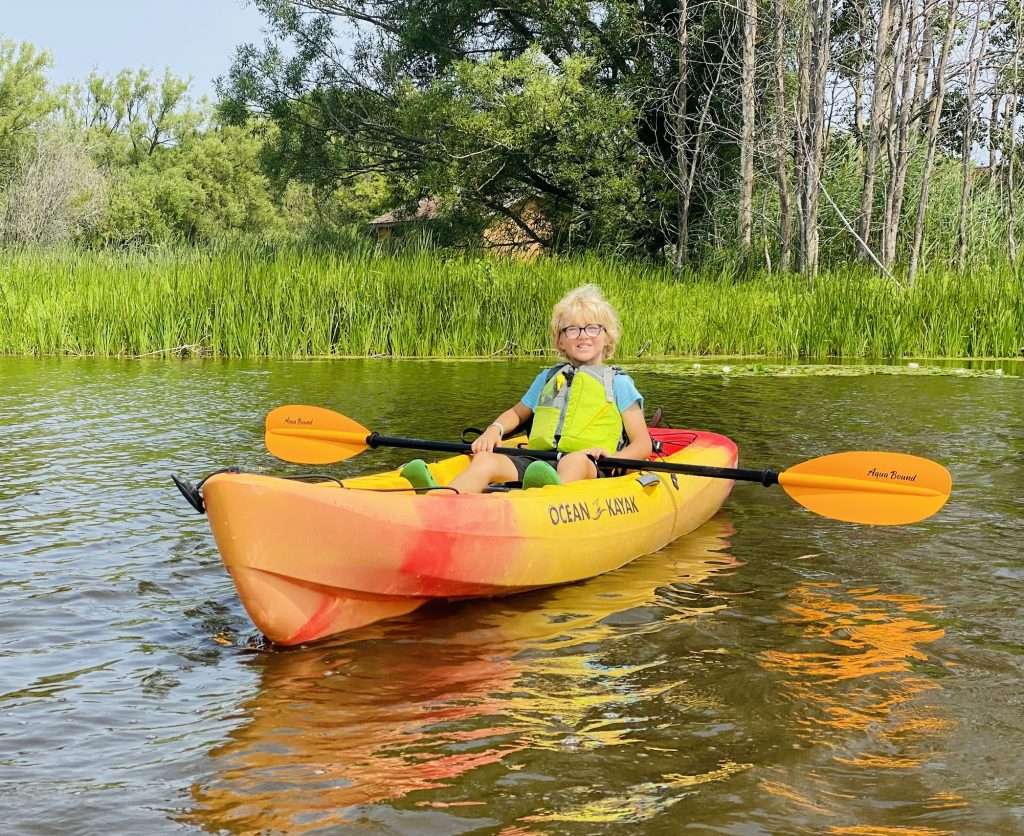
[265,405,371,464]
[778,451,952,525]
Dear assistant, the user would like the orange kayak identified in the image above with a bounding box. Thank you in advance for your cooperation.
[201,428,737,645]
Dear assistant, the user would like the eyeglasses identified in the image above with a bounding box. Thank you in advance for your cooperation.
[559,324,605,339]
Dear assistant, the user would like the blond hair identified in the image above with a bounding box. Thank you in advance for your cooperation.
[549,284,622,360]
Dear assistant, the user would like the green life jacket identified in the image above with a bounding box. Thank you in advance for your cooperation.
[527,364,625,453]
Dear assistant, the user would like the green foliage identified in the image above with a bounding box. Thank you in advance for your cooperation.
[275,173,392,234]
[66,68,205,166]
[0,40,61,178]
[90,124,280,246]
[219,0,748,254]
[397,48,645,248]
[0,54,286,247]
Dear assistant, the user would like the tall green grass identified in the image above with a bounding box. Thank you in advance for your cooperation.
[0,246,1020,358]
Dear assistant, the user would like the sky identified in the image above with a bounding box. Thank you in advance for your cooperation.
[2,0,270,100]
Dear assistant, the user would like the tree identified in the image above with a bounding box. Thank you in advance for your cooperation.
[1,127,106,245]
[67,68,205,166]
[673,0,690,268]
[857,0,896,257]
[956,0,993,269]
[794,0,834,275]
[92,123,278,245]
[399,49,646,248]
[0,40,61,181]
[909,0,958,282]
[772,0,795,271]
[738,0,759,262]
[219,0,754,255]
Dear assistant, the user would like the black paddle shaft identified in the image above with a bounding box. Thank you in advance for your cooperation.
[366,433,779,487]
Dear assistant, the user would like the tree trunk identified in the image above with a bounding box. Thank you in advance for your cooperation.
[773,1,794,271]
[796,0,833,277]
[857,0,896,254]
[852,0,869,146]
[988,90,999,173]
[795,2,812,272]
[911,0,938,132]
[909,0,957,283]
[674,0,690,271]
[882,0,926,270]
[1005,93,1020,266]
[1004,0,1023,266]
[957,0,991,271]
[683,57,726,258]
[738,0,758,263]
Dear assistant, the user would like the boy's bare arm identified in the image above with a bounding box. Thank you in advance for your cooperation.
[617,403,653,460]
[471,402,533,453]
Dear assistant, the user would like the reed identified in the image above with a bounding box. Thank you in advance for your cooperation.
[0,247,1020,359]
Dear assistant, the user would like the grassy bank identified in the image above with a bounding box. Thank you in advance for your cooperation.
[0,247,1021,358]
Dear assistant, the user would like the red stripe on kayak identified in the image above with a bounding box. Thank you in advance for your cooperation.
[399,496,519,595]
[286,593,339,645]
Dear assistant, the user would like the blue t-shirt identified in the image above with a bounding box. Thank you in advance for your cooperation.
[520,366,644,413]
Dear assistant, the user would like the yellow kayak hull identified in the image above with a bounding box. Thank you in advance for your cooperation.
[202,429,737,644]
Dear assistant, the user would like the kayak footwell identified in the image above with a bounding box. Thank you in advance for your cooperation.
[228,565,427,644]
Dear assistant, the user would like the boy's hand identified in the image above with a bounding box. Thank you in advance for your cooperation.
[581,447,608,460]
[471,424,503,454]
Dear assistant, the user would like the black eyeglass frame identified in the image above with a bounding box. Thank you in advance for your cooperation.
[559,324,605,339]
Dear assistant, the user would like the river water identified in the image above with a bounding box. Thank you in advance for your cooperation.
[1,356,1021,834]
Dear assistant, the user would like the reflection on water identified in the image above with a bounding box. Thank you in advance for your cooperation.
[187,521,742,832]
[758,582,963,833]
[519,761,754,827]
[761,584,946,744]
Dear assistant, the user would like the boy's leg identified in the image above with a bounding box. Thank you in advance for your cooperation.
[449,451,521,494]
[556,451,599,484]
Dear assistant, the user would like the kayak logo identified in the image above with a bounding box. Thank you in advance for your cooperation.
[548,496,639,526]
[284,416,314,426]
[867,467,918,483]
[601,496,639,517]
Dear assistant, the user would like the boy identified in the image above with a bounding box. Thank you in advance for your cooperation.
[403,284,651,493]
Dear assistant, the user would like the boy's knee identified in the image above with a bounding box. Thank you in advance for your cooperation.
[470,451,506,474]
[557,451,580,468]
[557,451,597,478]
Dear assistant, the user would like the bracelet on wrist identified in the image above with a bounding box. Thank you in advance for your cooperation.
[489,421,505,437]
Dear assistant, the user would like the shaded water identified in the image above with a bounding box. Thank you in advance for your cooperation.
[1,357,1022,834]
